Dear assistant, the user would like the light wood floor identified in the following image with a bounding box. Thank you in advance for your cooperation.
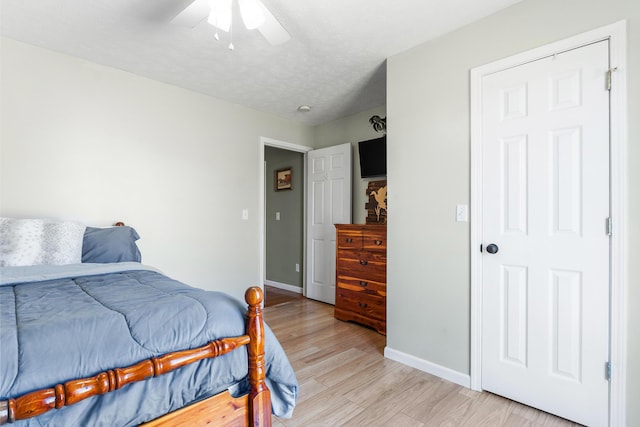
[264,287,582,427]
[264,285,305,308]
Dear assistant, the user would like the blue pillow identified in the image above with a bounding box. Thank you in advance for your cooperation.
[82,226,141,263]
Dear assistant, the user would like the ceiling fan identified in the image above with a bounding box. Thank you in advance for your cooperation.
[171,0,291,48]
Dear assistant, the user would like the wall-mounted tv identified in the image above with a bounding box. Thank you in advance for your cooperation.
[358,136,386,178]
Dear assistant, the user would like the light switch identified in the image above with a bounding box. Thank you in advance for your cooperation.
[276,212,281,221]
[242,209,249,220]
[456,205,468,222]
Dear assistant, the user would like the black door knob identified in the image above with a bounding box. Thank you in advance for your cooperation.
[486,244,499,254]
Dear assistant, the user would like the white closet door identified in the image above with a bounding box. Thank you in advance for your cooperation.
[481,40,610,426]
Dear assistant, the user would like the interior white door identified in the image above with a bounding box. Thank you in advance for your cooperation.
[481,41,610,426]
[306,143,352,304]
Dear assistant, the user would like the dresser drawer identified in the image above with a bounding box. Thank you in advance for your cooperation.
[362,230,386,252]
[336,275,385,297]
[336,229,361,250]
[335,288,385,320]
[337,250,386,281]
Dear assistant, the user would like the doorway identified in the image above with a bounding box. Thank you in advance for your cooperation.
[260,138,312,299]
[471,23,626,425]
[264,146,305,293]
[259,138,353,305]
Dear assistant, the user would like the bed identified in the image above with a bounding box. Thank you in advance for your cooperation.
[0,218,297,426]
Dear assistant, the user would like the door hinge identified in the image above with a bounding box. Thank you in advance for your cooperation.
[607,67,618,91]
[606,217,613,236]
[605,361,612,381]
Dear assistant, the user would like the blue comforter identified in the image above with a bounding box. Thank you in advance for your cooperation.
[0,263,297,426]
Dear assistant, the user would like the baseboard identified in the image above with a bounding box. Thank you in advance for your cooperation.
[264,280,303,294]
[384,346,471,388]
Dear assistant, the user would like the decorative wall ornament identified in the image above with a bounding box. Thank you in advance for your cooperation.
[366,180,387,224]
[369,115,387,133]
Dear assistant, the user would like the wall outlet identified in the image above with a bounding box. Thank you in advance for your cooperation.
[295,263,300,272]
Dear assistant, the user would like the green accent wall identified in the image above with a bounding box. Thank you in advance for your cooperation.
[265,147,304,287]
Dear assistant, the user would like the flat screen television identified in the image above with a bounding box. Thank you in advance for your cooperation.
[358,136,386,178]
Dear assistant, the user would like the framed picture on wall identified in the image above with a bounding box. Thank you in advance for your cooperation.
[275,167,293,191]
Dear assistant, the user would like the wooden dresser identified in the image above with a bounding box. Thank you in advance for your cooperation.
[334,224,386,335]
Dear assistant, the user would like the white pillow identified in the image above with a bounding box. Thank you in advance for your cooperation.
[0,218,87,267]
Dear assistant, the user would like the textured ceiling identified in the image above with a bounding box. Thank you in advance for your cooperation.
[0,0,522,126]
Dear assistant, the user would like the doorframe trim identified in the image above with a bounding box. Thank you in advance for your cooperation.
[259,137,312,296]
[469,21,627,426]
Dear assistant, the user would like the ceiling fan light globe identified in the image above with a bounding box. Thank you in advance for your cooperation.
[207,0,232,32]
[238,0,266,29]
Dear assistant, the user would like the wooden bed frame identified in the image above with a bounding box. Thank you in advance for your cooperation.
[0,287,272,426]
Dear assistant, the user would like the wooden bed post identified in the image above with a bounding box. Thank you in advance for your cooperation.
[245,287,272,427]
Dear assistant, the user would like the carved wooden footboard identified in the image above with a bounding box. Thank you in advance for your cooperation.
[0,287,272,427]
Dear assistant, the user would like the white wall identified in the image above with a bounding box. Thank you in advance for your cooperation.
[314,106,387,224]
[0,38,314,302]
[386,0,639,424]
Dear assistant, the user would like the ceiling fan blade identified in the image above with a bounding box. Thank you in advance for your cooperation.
[171,0,210,28]
[256,0,290,45]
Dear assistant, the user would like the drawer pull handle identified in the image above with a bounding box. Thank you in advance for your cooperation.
[374,240,383,246]
[359,260,368,265]
[359,281,368,287]
[358,302,368,308]
[346,238,353,243]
